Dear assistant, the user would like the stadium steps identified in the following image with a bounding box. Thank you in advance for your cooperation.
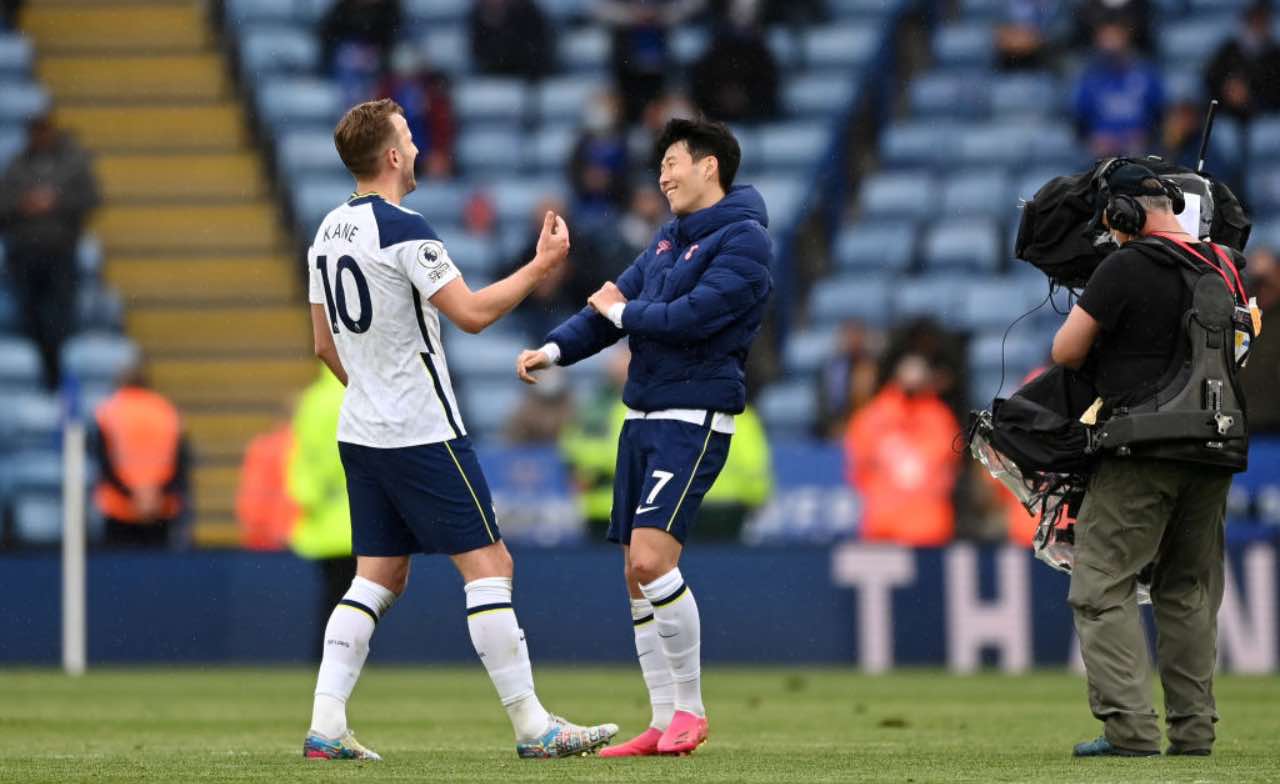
[20,0,314,548]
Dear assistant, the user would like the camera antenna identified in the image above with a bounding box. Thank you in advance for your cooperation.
[1196,99,1219,174]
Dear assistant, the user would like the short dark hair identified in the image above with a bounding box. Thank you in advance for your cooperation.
[655,118,741,191]
[333,98,404,178]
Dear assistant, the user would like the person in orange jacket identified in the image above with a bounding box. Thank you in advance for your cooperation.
[844,353,962,547]
[236,414,300,551]
[92,363,192,548]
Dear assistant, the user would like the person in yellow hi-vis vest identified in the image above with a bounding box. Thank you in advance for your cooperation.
[287,365,356,643]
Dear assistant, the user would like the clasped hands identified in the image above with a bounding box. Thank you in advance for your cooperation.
[587,281,627,317]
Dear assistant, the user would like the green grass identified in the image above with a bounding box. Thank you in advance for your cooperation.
[1,667,1277,783]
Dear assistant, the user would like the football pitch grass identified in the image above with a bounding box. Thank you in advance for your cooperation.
[2,667,1277,783]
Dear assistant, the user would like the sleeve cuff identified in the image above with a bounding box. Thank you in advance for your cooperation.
[538,342,561,365]
[606,302,626,329]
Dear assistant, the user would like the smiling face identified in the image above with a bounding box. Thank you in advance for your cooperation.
[387,112,418,194]
[658,140,720,216]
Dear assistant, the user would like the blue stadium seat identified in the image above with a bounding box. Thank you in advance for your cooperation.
[292,176,351,233]
[756,122,829,171]
[782,72,857,117]
[536,76,607,122]
[401,181,470,226]
[485,178,566,224]
[1163,66,1204,104]
[969,332,1046,377]
[238,27,319,76]
[809,275,892,325]
[541,0,591,20]
[459,382,523,438]
[829,0,905,16]
[833,221,915,273]
[404,0,469,24]
[1160,17,1235,66]
[420,27,471,75]
[879,121,957,168]
[0,286,17,333]
[0,126,23,171]
[0,393,61,450]
[1,449,63,498]
[1026,122,1082,168]
[257,77,341,128]
[277,129,345,180]
[960,278,1044,331]
[77,234,103,277]
[783,328,837,374]
[0,336,42,391]
[559,28,609,71]
[454,78,528,124]
[757,379,817,436]
[922,219,1001,272]
[448,333,526,376]
[956,0,1006,20]
[670,27,710,65]
[941,171,1011,218]
[990,72,1059,117]
[1249,166,1280,212]
[224,0,298,26]
[1252,217,1280,249]
[14,494,63,545]
[0,82,49,125]
[528,124,577,172]
[1248,115,1280,162]
[75,285,123,332]
[802,24,878,69]
[0,33,32,75]
[933,23,993,67]
[908,72,988,117]
[891,275,970,322]
[958,123,1032,166]
[753,176,808,231]
[61,333,139,386]
[860,172,937,220]
[439,232,499,276]
[457,127,524,174]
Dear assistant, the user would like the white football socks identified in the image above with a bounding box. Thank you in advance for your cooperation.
[465,577,551,742]
[639,568,705,717]
[310,576,397,739]
[631,597,676,730]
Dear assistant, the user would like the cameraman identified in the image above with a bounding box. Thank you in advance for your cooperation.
[1050,163,1248,758]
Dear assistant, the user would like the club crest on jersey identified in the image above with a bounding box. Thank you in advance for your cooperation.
[684,244,700,261]
[656,240,672,255]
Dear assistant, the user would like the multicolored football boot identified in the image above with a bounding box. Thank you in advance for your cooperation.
[599,727,664,757]
[657,711,708,755]
[303,729,383,761]
[515,715,619,758]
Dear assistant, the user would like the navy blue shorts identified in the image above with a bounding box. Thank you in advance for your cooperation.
[607,418,731,546]
[338,437,501,557]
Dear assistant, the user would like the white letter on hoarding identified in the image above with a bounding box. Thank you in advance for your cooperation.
[946,545,1031,673]
[831,543,916,673]
[1218,545,1277,674]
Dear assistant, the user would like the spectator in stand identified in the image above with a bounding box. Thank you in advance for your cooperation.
[1075,0,1151,54]
[1072,20,1164,158]
[595,0,706,123]
[500,197,631,341]
[995,0,1064,71]
[1205,1,1280,123]
[287,365,356,645]
[92,362,192,549]
[691,0,780,123]
[629,89,696,176]
[561,345,630,535]
[0,111,99,391]
[845,353,962,547]
[505,366,576,443]
[1161,99,1244,198]
[816,319,883,440]
[319,0,401,106]
[569,90,631,223]
[378,43,456,179]
[236,406,299,551]
[619,183,669,257]
[470,0,553,80]
[1240,245,1279,432]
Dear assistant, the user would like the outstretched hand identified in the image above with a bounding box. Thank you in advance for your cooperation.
[515,348,552,384]
[535,211,570,264]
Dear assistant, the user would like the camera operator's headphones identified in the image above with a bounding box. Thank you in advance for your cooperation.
[1098,159,1186,236]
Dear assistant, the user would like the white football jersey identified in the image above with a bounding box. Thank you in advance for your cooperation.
[307,193,466,448]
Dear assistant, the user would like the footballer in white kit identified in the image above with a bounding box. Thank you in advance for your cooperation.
[300,98,617,761]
